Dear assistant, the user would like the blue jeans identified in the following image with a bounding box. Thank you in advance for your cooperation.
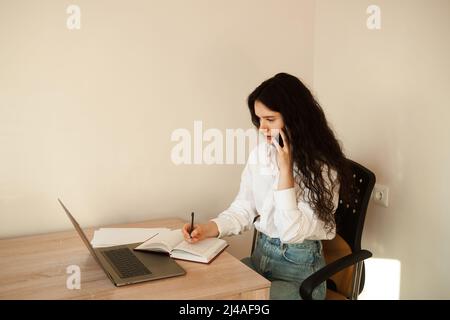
[241,232,326,300]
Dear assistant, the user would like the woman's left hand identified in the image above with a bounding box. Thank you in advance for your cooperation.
[272,129,294,174]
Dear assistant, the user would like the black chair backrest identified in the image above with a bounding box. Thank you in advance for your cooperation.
[334,159,376,253]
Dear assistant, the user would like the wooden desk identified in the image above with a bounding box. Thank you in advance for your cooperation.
[0,218,270,299]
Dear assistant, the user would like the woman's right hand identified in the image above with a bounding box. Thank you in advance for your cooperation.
[182,221,219,243]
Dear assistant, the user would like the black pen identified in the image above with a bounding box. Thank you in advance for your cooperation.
[190,212,195,239]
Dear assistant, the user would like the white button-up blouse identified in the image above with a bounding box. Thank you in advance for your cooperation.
[211,141,340,243]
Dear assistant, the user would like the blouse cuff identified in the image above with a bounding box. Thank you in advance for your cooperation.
[210,217,230,238]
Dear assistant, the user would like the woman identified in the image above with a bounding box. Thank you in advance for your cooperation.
[182,72,352,300]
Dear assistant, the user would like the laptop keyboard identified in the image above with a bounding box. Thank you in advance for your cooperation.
[102,248,151,279]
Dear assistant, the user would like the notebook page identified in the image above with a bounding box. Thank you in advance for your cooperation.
[174,238,226,257]
[135,229,184,252]
[91,228,170,248]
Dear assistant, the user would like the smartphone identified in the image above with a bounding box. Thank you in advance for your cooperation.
[273,129,285,148]
[278,133,284,148]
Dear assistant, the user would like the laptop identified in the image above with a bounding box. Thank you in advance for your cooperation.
[58,198,186,286]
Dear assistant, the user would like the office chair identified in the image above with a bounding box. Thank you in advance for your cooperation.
[251,159,376,300]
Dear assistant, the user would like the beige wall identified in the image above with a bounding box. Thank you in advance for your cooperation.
[313,0,450,299]
[3,0,449,299]
[0,0,315,259]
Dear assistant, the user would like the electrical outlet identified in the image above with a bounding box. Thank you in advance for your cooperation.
[372,184,389,207]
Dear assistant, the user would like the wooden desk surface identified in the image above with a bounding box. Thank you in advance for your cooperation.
[0,218,270,300]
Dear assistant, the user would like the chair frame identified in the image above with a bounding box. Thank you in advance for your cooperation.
[303,159,375,300]
[251,159,376,300]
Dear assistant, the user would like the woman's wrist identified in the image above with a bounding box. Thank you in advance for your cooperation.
[278,170,295,190]
[207,221,220,238]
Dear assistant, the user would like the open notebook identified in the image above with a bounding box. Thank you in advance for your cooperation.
[134,229,228,264]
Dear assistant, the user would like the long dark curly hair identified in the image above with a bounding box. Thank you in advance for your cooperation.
[247,73,352,234]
